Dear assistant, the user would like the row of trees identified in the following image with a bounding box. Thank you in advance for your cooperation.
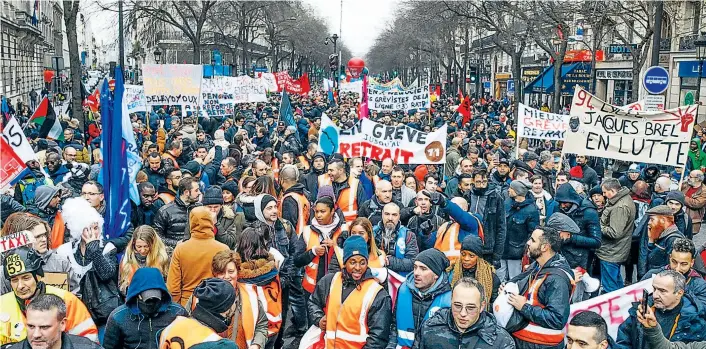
[367,0,679,112]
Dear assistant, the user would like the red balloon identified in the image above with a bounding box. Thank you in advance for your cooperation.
[348,57,365,78]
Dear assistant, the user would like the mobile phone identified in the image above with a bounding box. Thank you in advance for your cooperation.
[641,290,649,315]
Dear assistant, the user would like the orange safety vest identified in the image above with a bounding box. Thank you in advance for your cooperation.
[337,177,359,224]
[318,173,332,188]
[301,225,345,293]
[157,192,175,205]
[298,156,310,172]
[159,316,223,349]
[162,153,179,169]
[279,192,311,237]
[49,211,65,250]
[185,284,258,346]
[325,272,383,349]
[241,278,282,337]
[271,158,280,181]
[434,218,485,264]
[512,269,574,345]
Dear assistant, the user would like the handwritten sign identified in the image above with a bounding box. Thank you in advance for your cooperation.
[43,272,69,291]
[231,76,267,104]
[257,72,278,92]
[143,64,202,116]
[517,103,568,140]
[367,85,430,111]
[124,85,146,114]
[200,78,235,117]
[564,87,696,166]
[0,231,34,253]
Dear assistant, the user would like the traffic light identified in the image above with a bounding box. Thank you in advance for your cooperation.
[329,54,338,71]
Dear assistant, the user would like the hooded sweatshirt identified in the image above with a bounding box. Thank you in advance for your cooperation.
[690,138,706,171]
[167,207,229,306]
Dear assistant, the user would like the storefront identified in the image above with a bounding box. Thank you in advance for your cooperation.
[677,61,706,106]
[523,62,592,107]
[595,69,634,106]
[495,72,511,99]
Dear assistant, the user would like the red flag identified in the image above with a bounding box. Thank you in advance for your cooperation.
[458,95,472,126]
[359,75,369,119]
[458,87,464,103]
[0,137,27,188]
[297,73,311,94]
[83,89,101,112]
[29,97,49,124]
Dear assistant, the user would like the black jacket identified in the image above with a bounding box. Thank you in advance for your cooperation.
[533,166,556,197]
[359,196,403,227]
[309,270,392,349]
[1,194,26,226]
[578,163,599,188]
[373,222,420,274]
[549,184,602,269]
[300,168,326,202]
[469,186,507,263]
[201,145,223,186]
[503,197,540,260]
[407,213,445,252]
[154,197,201,252]
[413,310,515,349]
[252,219,295,289]
[280,183,310,232]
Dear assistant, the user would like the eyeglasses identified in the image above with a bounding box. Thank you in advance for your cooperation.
[81,192,101,196]
[452,303,480,315]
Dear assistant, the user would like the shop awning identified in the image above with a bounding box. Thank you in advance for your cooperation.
[524,62,591,95]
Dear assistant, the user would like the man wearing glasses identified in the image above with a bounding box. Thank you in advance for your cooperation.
[413,277,515,349]
[468,168,507,269]
[81,181,135,253]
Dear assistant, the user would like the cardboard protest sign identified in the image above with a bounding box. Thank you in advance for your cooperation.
[564,87,696,167]
[124,85,146,114]
[367,85,430,111]
[200,78,235,117]
[0,231,33,253]
[231,76,267,104]
[143,64,202,116]
[568,277,652,340]
[43,272,70,291]
[517,103,568,141]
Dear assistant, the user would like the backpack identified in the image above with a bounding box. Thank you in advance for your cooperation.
[19,177,45,206]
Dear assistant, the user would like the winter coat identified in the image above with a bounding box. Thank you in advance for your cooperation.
[0,248,74,295]
[103,268,188,349]
[393,185,417,208]
[644,324,706,349]
[201,145,223,187]
[166,208,229,306]
[469,187,507,264]
[154,197,201,252]
[8,333,102,349]
[689,138,706,171]
[597,187,636,263]
[444,147,462,178]
[56,241,118,297]
[682,182,706,236]
[578,164,599,189]
[373,223,420,274]
[503,197,540,260]
[280,183,310,234]
[308,270,392,349]
[616,294,706,349]
[412,310,515,349]
[489,171,512,197]
[407,213,445,251]
[45,164,70,184]
[359,196,404,227]
[184,205,238,250]
[640,225,684,276]
[548,184,602,269]
[279,133,302,154]
[533,166,556,197]
[0,194,26,226]
[130,201,159,228]
[300,167,326,203]
[642,267,706,307]
[251,219,294,289]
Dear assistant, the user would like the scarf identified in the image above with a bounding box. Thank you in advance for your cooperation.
[311,215,341,240]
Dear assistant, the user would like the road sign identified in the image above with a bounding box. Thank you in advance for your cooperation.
[645,94,665,111]
[643,66,669,95]
[685,91,695,105]
[508,79,515,92]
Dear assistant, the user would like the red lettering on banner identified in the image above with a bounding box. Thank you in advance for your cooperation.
[339,142,416,164]
[339,143,351,157]
[370,145,383,160]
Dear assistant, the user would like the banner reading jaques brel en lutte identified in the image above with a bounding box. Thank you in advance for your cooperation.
[367,85,429,111]
[563,86,697,167]
[517,103,568,141]
[338,118,447,164]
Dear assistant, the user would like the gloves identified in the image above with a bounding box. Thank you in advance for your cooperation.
[492,260,501,269]
[419,219,433,233]
[421,190,446,207]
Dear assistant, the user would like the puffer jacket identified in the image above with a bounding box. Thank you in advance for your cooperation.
[153,197,201,252]
[548,184,602,269]
[413,310,515,349]
[469,186,507,264]
[616,294,706,349]
[597,187,636,263]
[642,266,706,307]
[503,197,540,260]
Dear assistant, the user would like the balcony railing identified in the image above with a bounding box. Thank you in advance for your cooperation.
[155,31,189,43]
[659,38,671,52]
[680,34,698,51]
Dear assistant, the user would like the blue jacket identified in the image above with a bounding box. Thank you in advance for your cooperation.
[103,268,187,349]
[503,197,540,260]
[642,267,706,308]
[443,199,480,243]
[44,165,70,184]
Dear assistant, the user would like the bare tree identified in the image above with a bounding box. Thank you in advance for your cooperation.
[63,0,83,129]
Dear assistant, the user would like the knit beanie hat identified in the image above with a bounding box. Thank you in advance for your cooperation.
[181,160,201,176]
[666,190,686,206]
[254,194,277,223]
[460,235,483,257]
[193,278,236,314]
[509,180,532,197]
[415,248,449,277]
[569,166,584,180]
[221,181,238,196]
[317,185,335,201]
[202,186,224,206]
[546,213,580,234]
[313,152,327,162]
[343,235,369,263]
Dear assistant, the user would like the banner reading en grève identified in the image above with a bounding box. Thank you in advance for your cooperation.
[143,64,202,116]
[564,86,696,167]
[517,103,568,141]
[367,85,430,111]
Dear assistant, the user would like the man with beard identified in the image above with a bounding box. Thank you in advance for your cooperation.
[501,180,539,282]
[445,159,474,197]
[651,177,673,207]
[327,159,366,224]
[44,152,69,184]
[506,226,573,349]
[408,191,446,251]
[161,139,182,170]
[681,170,706,237]
[468,169,506,267]
[618,270,706,349]
[155,169,181,206]
[575,155,599,189]
[490,158,512,198]
[27,186,63,235]
[308,236,392,349]
[641,238,706,307]
[140,152,167,190]
[131,182,160,227]
[638,206,685,274]
[549,183,601,271]
[534,153,556,197]
[218,157,240,185]
[154,177,202,253]
[300,152,327,202]
[372,203,419,275]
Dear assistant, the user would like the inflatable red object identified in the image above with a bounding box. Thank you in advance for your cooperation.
[347,57,365,78]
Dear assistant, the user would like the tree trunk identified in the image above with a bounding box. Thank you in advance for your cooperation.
[631,55,641,104]
[552,41,568,112]
[63,0,83,131]
[512,53,522,112]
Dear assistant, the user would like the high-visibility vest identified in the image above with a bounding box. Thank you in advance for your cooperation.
[333,246,386,269]
[184,284,258,346]
[240,277,283,337]
[279,192,311,237]
[318,174,332,188]
[298,156,310,172]
[337,177,360,223]
[301,225,345,293]
[159,316,223,349]
[395,282,451,348]
[434,220,485,265]
[0,286,98,345]
[325,272,383,349]
[49,211,64,250]
[271,158,280,181]
[511,269,574,345]
[157,192,175,205]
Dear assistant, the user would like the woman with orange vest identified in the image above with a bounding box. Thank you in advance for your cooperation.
[328,217,386,273]
[308,235,392,349]
[118,226,170,295]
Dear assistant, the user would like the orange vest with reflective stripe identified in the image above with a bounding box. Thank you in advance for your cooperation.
[272,158,280,181]
[158,192,175,205]
[434,222,462,264]
[337,177,359,224]
[241,278,282,337]
[325,272,383,349]
[49,211,65,250]
[298,156,310,172]
[183,285,257,346]
[279,192,311,237]
[159,316,224,349]
[301,225,345,293]
[162,153,179,169]
[318,174,332,188]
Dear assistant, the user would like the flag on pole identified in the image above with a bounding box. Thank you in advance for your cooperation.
[458,94,472,126]
[280,91,295,128]
[100,69,131,240]
[359,75,369,119]
[29,97,49,125]
[37,101,64,141]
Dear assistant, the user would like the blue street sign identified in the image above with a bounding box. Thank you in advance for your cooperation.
[642,66,669,94]
[507,79,515,92]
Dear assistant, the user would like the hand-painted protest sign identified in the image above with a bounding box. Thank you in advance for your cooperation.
[124,85,146,114]
[564,87,696,167]
[232,76,267,104]
[367,85,430,111]
[257,72,279,92]
[619,100,645,112]
[339,80,363,94]
[318,114,447,164]
[0,231,33,253]
[200,78,234,117]
[568,277,652,340]
[517,103,568,140]
[369,77,406,92]
[143,64,202,116]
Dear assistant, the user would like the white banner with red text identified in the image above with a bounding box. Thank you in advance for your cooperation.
[517,103,568,141]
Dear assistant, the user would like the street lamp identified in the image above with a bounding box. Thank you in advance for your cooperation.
[324,33,339,53]
[154,47,162,64]
[694,32,706,103]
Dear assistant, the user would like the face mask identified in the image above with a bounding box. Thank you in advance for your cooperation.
[137,299,161,316]
[472,187,488,195]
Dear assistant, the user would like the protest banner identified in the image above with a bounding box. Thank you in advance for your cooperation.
[517,103,568,141]
[319,114,447,164]
[0,231,33,253]
[124,85,146,114]
[200,78,235,117]
[43,272,70,291]
[143,64,202,116]
[369,77,405,92]
[257,72,279,92]
[339,80,363,94]
[0,137,26,189]
[620,100,645,112]
[367,85,430,111]
[232,76,267,104]
[563,86,696,167]
[3,116,38,164]
[274,71,311,94]
[568,277,652,340]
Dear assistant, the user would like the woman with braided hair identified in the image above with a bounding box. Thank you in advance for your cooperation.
[448,234,501,306]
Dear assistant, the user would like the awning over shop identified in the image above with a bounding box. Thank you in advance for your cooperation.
[524,62,592,95]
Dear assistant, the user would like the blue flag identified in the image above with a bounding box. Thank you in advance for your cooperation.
[280,91,295,128]
[1,96,9,118]
[100,69,130,241]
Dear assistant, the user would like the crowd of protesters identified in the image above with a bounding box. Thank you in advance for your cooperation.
[3,81,706,349]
